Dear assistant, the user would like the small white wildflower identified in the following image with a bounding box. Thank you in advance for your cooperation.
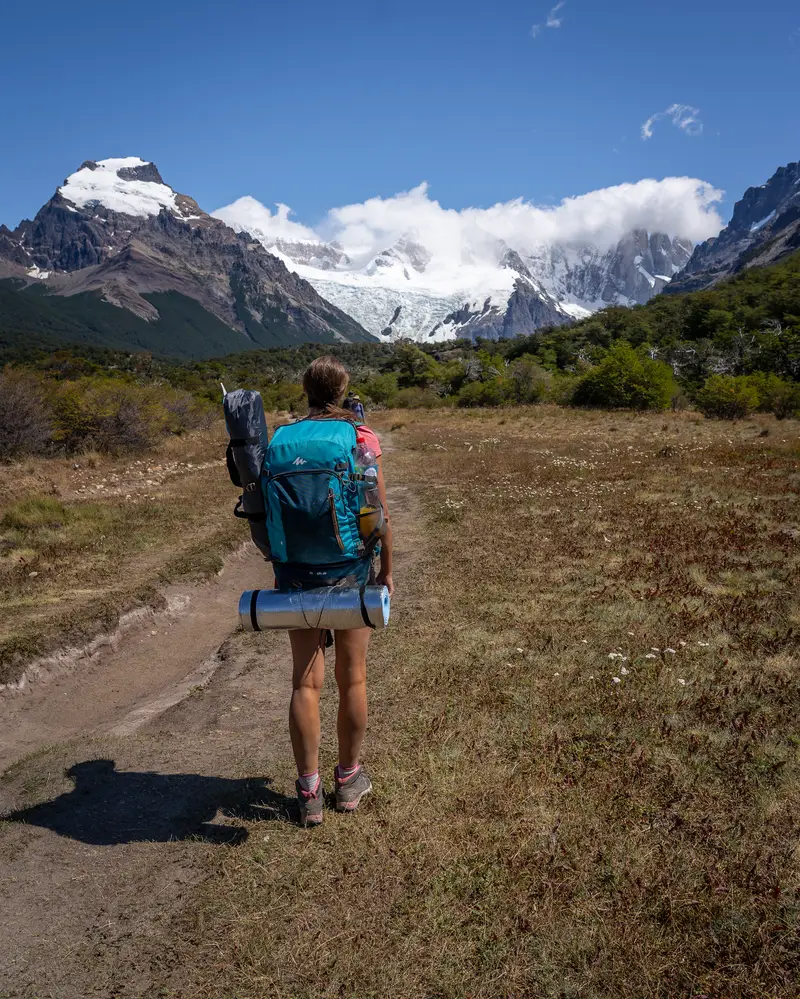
[627,632,635,637]
[581,639,588,644]
[698,641,710,647]
[678,640,687,647]
[664,648,677,654]
[516,648,525,654]
[588,675,594,680]
[553,672,560,677]
[620,667,630,676]
[677,678,687,686]
[612,677,621,684]
[651,648,661,653]
[645,653,657,659]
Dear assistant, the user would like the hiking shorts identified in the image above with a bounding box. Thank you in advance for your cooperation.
[273,556,376,593]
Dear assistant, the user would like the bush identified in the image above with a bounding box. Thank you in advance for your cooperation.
[261,381,306,414]
[573,343,676,411]
[549,372,581,406]
[52,378,167,453]
[162,389,215,433]
[742,372,800,419]
[358,373,400,408]
[0,367,53,460]
[696,375,760,419]
[393,387,442,409]
[457,378,513,408]
[509,357,552,404]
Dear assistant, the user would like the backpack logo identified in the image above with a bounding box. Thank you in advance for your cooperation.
[292,457,307,466]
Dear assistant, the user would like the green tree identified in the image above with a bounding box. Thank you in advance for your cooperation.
[573,342,676,410]
[696,375,760,419]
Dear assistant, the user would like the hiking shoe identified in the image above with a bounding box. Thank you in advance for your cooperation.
[296,779,324,827]
[334,765,373,813]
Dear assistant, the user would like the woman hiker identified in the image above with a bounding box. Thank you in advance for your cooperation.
[273,356,393,826]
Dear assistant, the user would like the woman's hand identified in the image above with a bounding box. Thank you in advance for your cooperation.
[376,569,394,597]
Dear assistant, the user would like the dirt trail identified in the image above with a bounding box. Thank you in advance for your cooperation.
[0,465,415,998]
[0,544,269,772]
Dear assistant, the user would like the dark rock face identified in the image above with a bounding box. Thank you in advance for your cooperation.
[0,160,374,347]
[117,162,165,184]
[668,160,800,294]
[439,278,568,342]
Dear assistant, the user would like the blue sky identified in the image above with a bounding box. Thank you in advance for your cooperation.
[1,0,798,230]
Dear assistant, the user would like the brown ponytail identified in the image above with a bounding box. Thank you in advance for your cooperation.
[302,356,359,422]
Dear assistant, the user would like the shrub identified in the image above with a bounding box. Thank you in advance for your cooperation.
[359,373,400,408]
[742,372,800,419]
[457,378,512,408]
[162,389,215,433]
[509,357,552,404]
[261,381,306,413]
[51,378,167,453]
[393,386,442,409]
[696,375,760,419]
[573,343,676,411]
[548,372,581,406]
[0,367,54,460]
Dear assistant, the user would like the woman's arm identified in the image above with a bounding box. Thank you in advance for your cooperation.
[375,456,394,596]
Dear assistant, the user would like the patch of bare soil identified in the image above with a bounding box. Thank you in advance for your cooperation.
[0,537,277,996]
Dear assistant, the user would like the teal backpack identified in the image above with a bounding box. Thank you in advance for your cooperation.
[262,419,374,566]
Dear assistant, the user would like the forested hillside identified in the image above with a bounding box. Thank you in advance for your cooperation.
[2,250,799,461]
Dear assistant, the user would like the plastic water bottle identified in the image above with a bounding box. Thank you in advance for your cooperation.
[356,444,382,539]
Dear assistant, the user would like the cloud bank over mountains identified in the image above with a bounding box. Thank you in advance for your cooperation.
[214,177,724,270]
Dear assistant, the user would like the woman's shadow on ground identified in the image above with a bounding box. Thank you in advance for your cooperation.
[3,759,297,846]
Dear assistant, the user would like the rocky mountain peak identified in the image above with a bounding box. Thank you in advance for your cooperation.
[668,158,800,294]
[728,161,800,233]
[0,156,375,352]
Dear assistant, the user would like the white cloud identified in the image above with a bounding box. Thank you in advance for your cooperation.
[213,195,318,243]
[546,0,566,27]
[641,104,703,140]
[214,177,724,271]
[532,1,566,38]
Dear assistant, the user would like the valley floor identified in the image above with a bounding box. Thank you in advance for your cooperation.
[1,407,799,998]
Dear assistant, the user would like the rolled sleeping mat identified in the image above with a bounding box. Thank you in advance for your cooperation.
[239,586,390,632]
[223,389,270,558]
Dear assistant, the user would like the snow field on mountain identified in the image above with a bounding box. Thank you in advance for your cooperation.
[59,158,179,218]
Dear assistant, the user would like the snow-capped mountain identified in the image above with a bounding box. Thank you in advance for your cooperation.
[0,158,373,356]
[668,160,800,294]
[213,197,692,342]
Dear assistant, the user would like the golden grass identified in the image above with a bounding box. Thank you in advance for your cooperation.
[175,406,800,998]
[0,425,246,681]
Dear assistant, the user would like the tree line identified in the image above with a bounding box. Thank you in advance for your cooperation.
[1,250,798,458]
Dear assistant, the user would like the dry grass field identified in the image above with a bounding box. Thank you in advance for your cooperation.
[2,405,799,998]
[176,406,800,999]
[0,427,241,681]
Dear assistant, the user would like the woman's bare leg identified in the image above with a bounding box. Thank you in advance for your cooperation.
[288,629,326,775]
[333,628,371,769]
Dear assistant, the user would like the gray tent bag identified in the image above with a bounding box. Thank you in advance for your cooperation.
[223,389,271,559]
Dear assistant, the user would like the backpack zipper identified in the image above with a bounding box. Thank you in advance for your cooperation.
[328,490,346,552]
[267,468,347,483]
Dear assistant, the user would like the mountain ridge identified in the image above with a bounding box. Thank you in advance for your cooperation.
[0,157,375,358]
[215,200,693,343]
[668,160,800,294]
